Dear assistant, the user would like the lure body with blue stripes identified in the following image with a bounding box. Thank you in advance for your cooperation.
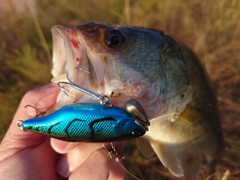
[19,103,147,142]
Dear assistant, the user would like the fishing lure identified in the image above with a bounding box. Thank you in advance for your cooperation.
[17,99,149,142]
[16,72,148,179]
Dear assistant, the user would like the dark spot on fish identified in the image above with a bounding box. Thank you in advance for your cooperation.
[185,155,194,164]
[111,91,122,97]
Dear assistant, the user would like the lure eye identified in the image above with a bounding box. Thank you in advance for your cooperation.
[131,129,144,137]
[104,28,125,48]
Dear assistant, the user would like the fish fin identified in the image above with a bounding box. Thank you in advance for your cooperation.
[150,140,183,177]
[136,137,155,158]
[150,140,201,180]
[181,153,202,180]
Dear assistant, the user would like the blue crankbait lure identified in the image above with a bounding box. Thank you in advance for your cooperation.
[17,71,149,142]
[17,99,149,142]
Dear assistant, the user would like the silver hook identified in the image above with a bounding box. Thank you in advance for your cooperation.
[102,142,125,162]
[102,142,142,180]
[76,66,90,74]
[66,73,112,107]
[58,81,79,101]
[58,72,112,107]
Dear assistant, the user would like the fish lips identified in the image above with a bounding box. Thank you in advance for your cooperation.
[51,25,102,94]
[51,25,73,77]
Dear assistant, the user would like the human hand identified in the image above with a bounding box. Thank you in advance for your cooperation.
[0,83,125,180]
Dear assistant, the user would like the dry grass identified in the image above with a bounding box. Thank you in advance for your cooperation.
[0,0,240,179]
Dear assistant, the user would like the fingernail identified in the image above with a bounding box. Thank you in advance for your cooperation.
[24,105,38,117]
[51,138,79,154]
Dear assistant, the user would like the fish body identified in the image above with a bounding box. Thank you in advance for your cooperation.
[19,102,147,142]
[50,22,223,179]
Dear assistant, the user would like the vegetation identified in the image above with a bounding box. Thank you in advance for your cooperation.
[1,0,239,179]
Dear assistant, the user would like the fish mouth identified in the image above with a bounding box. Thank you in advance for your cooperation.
[51,25,72,78]
[51,25,88,78]
[50,25,104,99]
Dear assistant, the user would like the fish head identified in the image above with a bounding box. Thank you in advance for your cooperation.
[51,22,190,118]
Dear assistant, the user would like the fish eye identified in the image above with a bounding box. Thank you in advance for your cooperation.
[104,28,125,48]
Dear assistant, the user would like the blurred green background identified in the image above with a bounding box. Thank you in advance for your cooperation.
[0,0,240,179]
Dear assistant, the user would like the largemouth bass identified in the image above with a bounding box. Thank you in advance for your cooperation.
[50,22,223,180]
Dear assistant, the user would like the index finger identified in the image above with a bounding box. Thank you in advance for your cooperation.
[0,83,60,158]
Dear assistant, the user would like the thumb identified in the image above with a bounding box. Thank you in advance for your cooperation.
[0,83,60,160]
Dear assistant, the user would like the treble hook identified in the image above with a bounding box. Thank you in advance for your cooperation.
[102,142,125,162]
[57,81,78,102]
[58,72,112,107]
[102,143,142,180]
[16,105,45,131]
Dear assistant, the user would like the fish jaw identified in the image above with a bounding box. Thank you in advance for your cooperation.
[50,25,99,111]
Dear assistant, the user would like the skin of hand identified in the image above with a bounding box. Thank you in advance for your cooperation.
[0,83,125,180]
